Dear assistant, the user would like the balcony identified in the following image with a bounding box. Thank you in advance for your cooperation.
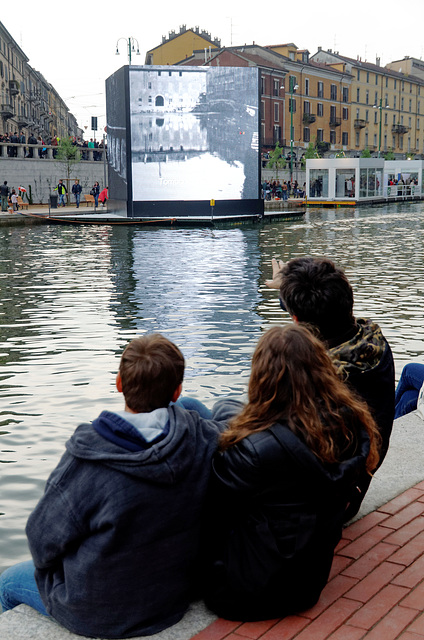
[17,115,29,127]
[354,118,367,129]
[9,80,20,96]
[392,124,409,134]
[329,116,342,127]
[1,103,14,119]
[303,113,316,124]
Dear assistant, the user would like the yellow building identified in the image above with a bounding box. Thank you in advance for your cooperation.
[145,25,221,65]
[266,44,352,155]
[311,49,424,157]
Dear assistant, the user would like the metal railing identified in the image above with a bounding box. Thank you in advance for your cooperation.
[384,184,420,197]
[0,142,106,162]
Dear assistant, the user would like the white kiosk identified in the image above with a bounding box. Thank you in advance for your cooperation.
[306,158,385,204]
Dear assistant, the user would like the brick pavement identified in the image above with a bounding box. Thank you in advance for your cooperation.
[192,481,424,640]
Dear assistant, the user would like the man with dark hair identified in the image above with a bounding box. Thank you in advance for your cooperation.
[267,256,395,519]
[0,334,223,638]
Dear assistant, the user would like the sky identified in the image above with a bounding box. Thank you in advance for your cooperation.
[5,0,424,138]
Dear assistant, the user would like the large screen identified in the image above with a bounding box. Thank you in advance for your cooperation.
[129,66,260,202]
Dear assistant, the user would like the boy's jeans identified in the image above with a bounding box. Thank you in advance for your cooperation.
[0,560,48,615]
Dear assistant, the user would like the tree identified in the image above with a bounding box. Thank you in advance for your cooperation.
[384,151,395,160]
[301,142,319,167]
[55,137,81,199]
[361,148,372,158]
[266,142,286,180]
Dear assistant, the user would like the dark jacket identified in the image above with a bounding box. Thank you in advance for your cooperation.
[202,399,371,621]
[328,318,395,519]
[26,406,223,639]
[71,183,82,195]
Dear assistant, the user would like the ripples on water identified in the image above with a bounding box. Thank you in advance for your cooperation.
[2,201,424,569]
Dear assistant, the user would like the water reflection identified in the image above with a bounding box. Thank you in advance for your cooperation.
[2,202,424,569]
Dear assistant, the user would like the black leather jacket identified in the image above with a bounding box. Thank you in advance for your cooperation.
[202,399,371,621]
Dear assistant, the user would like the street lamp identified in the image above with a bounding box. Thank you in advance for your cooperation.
[289,78,299,181]
[373,98,383,158]
[116,37,141,66]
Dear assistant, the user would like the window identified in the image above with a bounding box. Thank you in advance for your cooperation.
[330,105,337,120]
[261,76,265,94]
[410,83,413,93]
[289,75,297,92]
[374,111,378,124]
[357,87,360,102]
[261,100,265,120]
[365,132,369,147]
[273,79,279,96]
[274,102,279,122]
[385,94,388,107]
[418,101,421,114]
[375,74,378,85]
[366,90,369,105]
[418,118,420,129]
[365,109,369,122]
[356,131,360,146]
[357,69,361,81]
[393,114,396,125]
[374,134,377,146]
[343,87,349,103]
[399,136,403,150]
[317,128,323,142]
[401,115,404,124]
[343,107,348,120]
[394,96,397,109]
[342,131,348,145]
[330,84,337,100]
[409,99,412,112]
[375,92,378,105]
[304,100,310,114]
[409,117,412,127]
[303,127,310,142]
[366,71,370,82]
[392,135,396,148]
[305,78,309,96]
[330,130,336,144]
[317,102,323,117]
[317,81,323,98]
[289,98,296,113]
[385,112,388,125]
[394,79,397,90]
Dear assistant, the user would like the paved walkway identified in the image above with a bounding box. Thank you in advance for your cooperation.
[192,481,424,640]
[1,411,424,639]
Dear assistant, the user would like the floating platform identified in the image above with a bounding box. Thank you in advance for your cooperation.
[18,208,305,227]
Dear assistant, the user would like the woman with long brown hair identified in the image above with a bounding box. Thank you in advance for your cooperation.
[203,324,380,621]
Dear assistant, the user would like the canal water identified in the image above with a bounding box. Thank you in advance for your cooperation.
[1,202,424,570]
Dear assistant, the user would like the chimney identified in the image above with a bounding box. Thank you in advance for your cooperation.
[376,56,380,66]
[318,46,322,51]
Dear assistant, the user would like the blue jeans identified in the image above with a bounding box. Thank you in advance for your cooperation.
[174,396,212,419]
[75,194,80,208]
[395,363,424,418]
[0,560,48,615]
[58,193,66,206]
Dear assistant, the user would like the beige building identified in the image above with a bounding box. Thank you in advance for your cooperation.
[0,21,79,140]
[311,49,424,157]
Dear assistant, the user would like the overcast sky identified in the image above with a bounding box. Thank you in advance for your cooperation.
[6,0,424,137]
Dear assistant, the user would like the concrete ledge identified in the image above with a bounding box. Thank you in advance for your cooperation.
[0,600,216,640]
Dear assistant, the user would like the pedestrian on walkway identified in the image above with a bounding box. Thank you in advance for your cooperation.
[0,181,9,211]
[56,180,67,207]
[71,179,82,208]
